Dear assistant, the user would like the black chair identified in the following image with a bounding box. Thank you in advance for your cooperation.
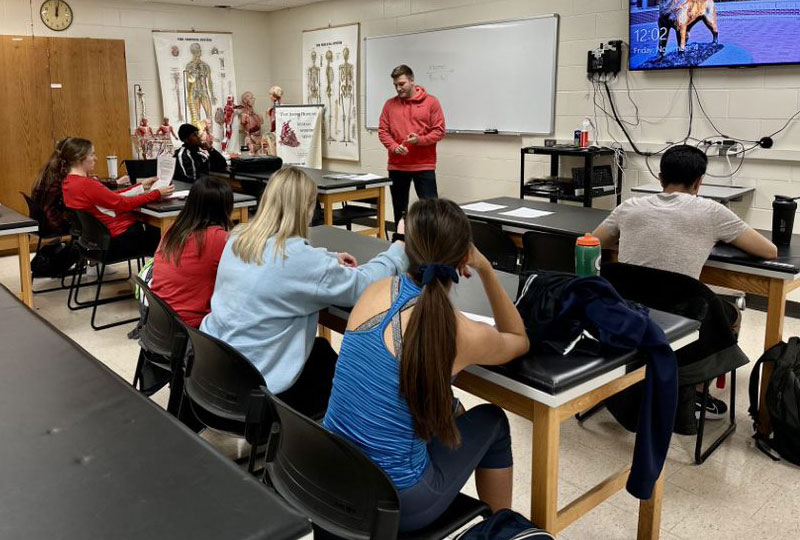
[333,199,380,233]
[131,276,188,416]
[469,220,519,273]
[179,325,273,474]
[264,392,492,540]
[521,231,577,274]
[67,211,142,330]
[600,262,748,464]
[20,191,76,293]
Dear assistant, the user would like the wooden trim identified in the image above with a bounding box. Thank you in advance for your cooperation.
[637,472,664,540]
[558,367,645,421]
[320,186,383,205]
[557,467,631,530]
[532,401,560,530]
[454,370,536,420]
[699,266,771,296]
[303,22,360,34]
[17,233,33,308]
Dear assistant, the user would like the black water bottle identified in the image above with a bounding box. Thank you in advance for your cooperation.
[772,196,797,246]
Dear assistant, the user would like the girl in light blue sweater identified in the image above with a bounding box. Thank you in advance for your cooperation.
[201,167,407,417]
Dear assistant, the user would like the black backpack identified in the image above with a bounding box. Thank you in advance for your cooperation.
[749,337,800,465]
[455,509,554,540]
[30,241,79,278]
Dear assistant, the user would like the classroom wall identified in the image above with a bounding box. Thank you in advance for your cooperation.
[0,0,272,136]
[265,0,800,227]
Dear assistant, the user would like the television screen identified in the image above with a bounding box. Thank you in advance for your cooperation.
[629,0,800,70]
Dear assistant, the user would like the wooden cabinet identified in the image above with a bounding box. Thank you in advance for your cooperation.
[0,35,131,215]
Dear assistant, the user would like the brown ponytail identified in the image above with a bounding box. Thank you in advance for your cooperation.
[400,198,472,448]
[32,137,93,207]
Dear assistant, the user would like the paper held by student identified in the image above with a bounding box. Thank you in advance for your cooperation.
[151,154,176,191]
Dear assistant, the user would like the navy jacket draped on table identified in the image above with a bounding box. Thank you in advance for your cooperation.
[515,272,678,500]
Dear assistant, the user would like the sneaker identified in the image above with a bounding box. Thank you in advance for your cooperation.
[695,392,728,420]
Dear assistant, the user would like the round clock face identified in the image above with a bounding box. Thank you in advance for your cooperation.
[40,0,73,32]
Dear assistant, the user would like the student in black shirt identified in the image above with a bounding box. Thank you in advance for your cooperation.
[173,124,227,183]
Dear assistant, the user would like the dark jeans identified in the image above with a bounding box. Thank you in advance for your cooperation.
[276,337,338,419]
[389,170,438,224]
[106,223,162,262]
[398,404,513,532]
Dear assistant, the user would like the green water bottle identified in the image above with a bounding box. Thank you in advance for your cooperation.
[575,233,601,277]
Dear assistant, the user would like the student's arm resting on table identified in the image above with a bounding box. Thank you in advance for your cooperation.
[453,246,529,372]
[82,179,163,211]
[592,224,619,251]
[314,241,409,307]
[731,228,778,260]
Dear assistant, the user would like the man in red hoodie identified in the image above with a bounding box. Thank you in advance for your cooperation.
[378,64,445,225]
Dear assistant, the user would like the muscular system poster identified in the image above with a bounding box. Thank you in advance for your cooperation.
[153,31,237,151]
[302,23,359,162]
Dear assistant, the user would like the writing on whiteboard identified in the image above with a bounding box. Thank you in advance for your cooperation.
[426,64,455,82]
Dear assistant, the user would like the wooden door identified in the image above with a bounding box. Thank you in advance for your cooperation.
[48,38,132,178]
[0,36,55,214]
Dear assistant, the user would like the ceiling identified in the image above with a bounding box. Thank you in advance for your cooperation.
[138,0,325,12]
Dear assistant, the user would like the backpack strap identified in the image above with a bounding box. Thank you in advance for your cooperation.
[749,341,785,435]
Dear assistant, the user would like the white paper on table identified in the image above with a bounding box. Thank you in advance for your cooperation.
[323,173,353,180]
[460,202,507,212]
[167,190,190,199]
[461,311,495,326]
[120,184,145,197]
[94,205,116,217]
[352,173,383,181]
[499,207,553,219]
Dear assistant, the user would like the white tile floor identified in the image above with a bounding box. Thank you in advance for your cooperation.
[3,255,800,540]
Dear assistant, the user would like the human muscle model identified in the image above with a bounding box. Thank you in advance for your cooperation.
[239,91,263,154]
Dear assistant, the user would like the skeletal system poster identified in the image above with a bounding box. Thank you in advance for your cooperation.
[153,32,237,150]
[302,24,359,162]
[275,105,323,169]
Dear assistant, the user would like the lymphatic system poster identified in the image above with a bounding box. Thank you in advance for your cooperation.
[302,23,359,162]
[153,32,237,150]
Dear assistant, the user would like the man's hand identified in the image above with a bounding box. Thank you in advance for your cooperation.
[406,133,419,145]
[394,144,409,155]
[140,177,157,189]
[337,252,358,268]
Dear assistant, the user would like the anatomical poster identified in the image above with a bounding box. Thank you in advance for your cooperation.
[275,105,323,169]
[302,23,359,162]
[153,31,237,150]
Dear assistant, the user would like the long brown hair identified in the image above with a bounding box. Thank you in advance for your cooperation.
[158,176,234,265]
[31,137,92,207]
[400,198,472,448]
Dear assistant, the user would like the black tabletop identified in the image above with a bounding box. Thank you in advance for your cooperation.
[461,196,609,237]
[141,181,256,213]
[709,229,800,274]
[231,166,390,192]
[0,204,37,232]
[308,226,700,395]
[0,286,310,540]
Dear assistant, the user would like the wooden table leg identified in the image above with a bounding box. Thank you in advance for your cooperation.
[637,471,664,540]
[377,186,386,239]
[17,233,33,309]
[238,207,250,223]
[317,325,331,341]
[321,194,334,226]
[532,401,560,532]
[757,278,788,435]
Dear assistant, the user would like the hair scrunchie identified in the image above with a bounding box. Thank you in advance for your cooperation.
[417,263,460,286]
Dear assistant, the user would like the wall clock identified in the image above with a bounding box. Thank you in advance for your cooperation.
[40,0,73,32]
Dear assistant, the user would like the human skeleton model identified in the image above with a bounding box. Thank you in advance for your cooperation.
[185,43,216,127]
[239,91,263,155]
[307,51,321,104]
[325,50,334,141]
[338,47,355,143]
[156,117,177,140]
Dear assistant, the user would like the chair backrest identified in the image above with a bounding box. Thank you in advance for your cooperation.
[133,275,188,362]
[469,220,519,273]
[521,231,576,274]
[20,191,58,238]
[266,394,400,540]
[182,324,267,426]
[124,159,157,182]
[72,210,112,252]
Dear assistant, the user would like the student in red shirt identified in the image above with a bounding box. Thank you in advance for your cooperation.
[151,176,233,328]
[61,138,174,260]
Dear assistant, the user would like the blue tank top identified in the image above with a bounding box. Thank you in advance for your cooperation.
[323,275,428,490]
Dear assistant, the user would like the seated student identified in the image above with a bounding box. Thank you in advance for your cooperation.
[593,144,777,424]
[201,167,408,417]
[151,176,233,328]
[62,138,174,259]
[173,124,228,183]
[323,198,529,532]
[32,137,128,235]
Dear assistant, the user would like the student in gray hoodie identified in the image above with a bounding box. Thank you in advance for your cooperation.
[201,167,408,417]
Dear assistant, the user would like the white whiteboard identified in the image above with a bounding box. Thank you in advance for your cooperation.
[365,16,559,135]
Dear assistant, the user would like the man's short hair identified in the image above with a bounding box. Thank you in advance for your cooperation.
[659,145,708,188]
[391,64,414,79]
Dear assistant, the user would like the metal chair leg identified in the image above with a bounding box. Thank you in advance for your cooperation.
[695,372,737,465]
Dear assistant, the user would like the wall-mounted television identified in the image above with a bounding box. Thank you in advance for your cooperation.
[629,0,800,70]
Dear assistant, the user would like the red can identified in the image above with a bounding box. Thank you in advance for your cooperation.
[579,129,589,148]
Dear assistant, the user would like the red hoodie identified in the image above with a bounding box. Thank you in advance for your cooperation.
[378,85,445,171]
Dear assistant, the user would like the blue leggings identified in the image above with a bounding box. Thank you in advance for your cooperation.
[397,404,512,532]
